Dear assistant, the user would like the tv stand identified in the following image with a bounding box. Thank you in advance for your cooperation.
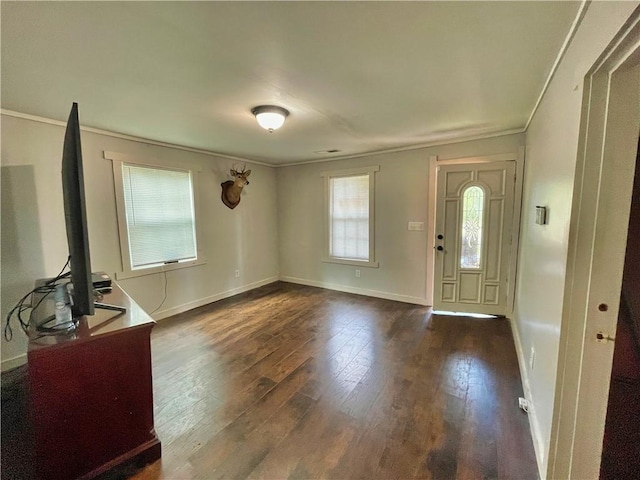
[28,282,161,480]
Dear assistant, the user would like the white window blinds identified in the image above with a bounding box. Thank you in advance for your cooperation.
[329,174,370,261]
[122,164,197,269]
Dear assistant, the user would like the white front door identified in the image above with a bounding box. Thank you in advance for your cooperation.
[433,161,516,315]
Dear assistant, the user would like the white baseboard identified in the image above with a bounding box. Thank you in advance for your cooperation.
[279,276,428,306]
[152,276,280,321]
[509,316,546,479]
[1,353,27,372]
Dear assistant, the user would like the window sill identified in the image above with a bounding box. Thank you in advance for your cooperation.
[322,258,379,268]
[115,257,207,280]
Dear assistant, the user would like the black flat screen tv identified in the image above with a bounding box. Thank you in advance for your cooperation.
[62,102,95,317]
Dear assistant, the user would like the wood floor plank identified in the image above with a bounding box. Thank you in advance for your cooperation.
[1,281,538,480]
[144,284,538,479]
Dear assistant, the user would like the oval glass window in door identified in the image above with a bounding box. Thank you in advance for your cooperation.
[460,185,484,269]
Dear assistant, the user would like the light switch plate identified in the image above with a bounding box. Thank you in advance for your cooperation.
[408,221,424,231]
[535,206,547,225]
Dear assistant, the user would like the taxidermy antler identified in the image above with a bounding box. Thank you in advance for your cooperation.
[221,165,251,209]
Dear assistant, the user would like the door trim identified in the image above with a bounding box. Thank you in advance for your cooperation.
[426,149,525,313]
[548,11,640,480]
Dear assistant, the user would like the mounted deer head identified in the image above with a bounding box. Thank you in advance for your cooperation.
[221,165,251,209]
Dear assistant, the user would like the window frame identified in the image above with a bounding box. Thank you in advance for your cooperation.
[321,165,379,268]
[459,184,486,270]
[106,151,206,280]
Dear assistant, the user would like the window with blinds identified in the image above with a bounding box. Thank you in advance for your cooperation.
[329,174,370,261]
[122,163,197,269]
[323,166,379,267]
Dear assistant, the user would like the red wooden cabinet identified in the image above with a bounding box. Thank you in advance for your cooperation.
[28,283,161,480]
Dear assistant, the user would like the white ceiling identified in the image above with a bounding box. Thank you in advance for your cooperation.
[1,1,581,166]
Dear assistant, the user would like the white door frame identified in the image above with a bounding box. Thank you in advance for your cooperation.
[548,13,640,480]
[426,148,525,313]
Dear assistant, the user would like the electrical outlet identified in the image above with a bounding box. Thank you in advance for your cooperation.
[235,269,240,278]
[529,347,535,370]
[355,269,361,278]
[518,397,529,413]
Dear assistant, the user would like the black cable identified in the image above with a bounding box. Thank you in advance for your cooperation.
[4,290,33,341]
[35,313,76,334]
[44,257,71,285]
[45,271,71,285]
[4,256,72,341]
[29,288,56,329]
[3,286,49,339]
[151,270,168,314]
[9,285,56,337]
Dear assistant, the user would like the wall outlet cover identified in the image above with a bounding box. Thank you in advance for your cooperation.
[518,397,529,413]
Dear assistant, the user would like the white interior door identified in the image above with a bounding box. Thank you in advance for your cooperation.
[433,161,516,315]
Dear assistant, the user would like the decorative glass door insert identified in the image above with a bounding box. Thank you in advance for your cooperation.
[460,186,484,269]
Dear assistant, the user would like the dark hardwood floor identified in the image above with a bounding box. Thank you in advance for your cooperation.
[136,282,536,480]
[1,282,538,479]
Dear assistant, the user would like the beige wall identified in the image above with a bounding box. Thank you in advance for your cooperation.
[512,1,639,475]
[1,114,280,369]
[1,113,523,370]
[277,134,524,304]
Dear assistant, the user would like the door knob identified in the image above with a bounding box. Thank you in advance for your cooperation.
[436,246,444,251]
[437,234,444,240]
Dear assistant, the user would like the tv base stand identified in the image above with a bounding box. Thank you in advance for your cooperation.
[94,301,127,313]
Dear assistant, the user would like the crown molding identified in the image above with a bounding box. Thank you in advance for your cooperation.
[0,109,272,168]
[525,0,590,131]
[275,128,526,167]
[1,108,525,168]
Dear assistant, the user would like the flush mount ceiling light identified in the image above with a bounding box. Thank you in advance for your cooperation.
[251,105,289,133]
